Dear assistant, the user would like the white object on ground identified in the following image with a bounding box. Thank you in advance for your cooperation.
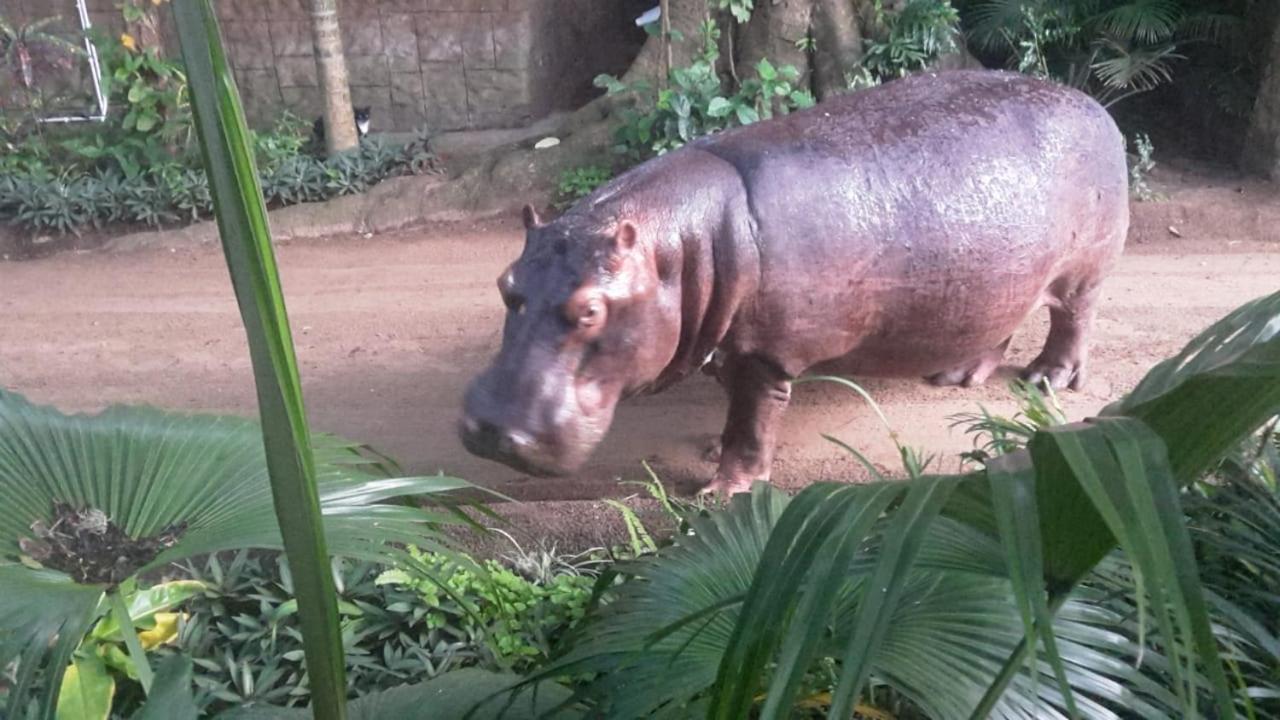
[635,6,661,26]
[534,137,561,149]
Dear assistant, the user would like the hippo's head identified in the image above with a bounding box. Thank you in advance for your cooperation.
[459,205,679,477]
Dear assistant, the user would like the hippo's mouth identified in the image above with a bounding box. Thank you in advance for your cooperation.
[458,417,581,478]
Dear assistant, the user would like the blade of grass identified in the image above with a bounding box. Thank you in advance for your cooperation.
[170,2,347,718]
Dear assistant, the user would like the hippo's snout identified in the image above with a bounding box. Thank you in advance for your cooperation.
[458,414,569,478]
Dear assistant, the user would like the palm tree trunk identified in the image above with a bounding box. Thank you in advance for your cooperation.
[308,0,357,155]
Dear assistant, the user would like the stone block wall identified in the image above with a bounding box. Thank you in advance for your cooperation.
[4,0,648,132]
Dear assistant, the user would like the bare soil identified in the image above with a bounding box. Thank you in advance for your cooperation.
[2,172,1278,548]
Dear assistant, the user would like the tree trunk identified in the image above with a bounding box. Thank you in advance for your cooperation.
[811,0,864,98]
[1244,6,1280,178]
[615,0,709,86]
[737,0,815,87]
[308,0,358,155]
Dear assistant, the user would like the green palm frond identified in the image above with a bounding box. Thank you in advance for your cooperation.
[1091,0,1183,44]
[0,390,474,714]
[1090,40,1180,93]
[521,483,1194,718]
[967,0,1040,49]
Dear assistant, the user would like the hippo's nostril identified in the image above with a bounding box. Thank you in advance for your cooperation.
[504,429,534,450]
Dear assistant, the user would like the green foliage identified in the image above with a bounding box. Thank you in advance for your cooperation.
[960,0,1250,108]
[712,0,755,25]
[0,13,85,111]
[90,37,192,175]
[0,135,437,236]
[859,0,962,82]
[594,20,814,161]
[958,384,1280,717]
[1128,131,1159,201]
[0,10,440,239]
[0,388,478,718]
[553,165,613,210]
[216,668,578,720]
[376,546,595,671]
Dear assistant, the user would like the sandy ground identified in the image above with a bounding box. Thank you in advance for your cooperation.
[3,197,1278,522]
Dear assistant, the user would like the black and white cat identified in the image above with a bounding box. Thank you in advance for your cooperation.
[312,106,371,144]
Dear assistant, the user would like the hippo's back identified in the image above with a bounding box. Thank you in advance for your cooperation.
[687,70,1129,376]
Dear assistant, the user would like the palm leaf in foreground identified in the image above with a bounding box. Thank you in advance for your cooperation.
[531,483,1186,719]
[0,391,473,716]
[172,0,355,715]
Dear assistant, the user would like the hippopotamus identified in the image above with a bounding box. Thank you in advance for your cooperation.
[459,69,1128,494]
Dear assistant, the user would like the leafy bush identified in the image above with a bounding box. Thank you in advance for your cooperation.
[0,133,440,236]
[595,20,813,161]
[139,547,595,714]
[0,5,442,239]
[554,166,613,209]
[858,0,962,84]
[960,0,1250,109]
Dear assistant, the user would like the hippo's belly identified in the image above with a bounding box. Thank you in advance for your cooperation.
[730,151,1076,378]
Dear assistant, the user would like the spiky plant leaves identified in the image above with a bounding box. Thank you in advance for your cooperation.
[0,566,103,715]
[525,482,1200,718]
[214,669,577,720]
[1092,0,1182,44]
[130,656,199,720]
[0,391,473,716]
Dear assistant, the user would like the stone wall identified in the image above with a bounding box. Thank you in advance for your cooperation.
[3,0,649,132]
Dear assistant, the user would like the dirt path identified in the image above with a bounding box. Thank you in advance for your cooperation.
[2,215,1277,506]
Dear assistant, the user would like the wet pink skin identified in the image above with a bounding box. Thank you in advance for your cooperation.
[460,69,1129,495]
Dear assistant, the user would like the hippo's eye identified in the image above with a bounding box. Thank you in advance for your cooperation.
[571,298,607,331]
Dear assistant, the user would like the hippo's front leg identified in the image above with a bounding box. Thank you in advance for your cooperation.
[701,355,792,495]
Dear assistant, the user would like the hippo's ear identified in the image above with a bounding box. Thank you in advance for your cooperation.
[613,221,637,252]
[521,204,543,230]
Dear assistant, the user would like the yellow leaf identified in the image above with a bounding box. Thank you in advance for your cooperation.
[137,612,181,649]
[120,33,137,52]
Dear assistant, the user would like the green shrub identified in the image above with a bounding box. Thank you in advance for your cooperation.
[554,165,613,209]
[0,5,443,239]
[960,0,1250,109]
[859,0,962,83]
[138,547,594,714]
[595,22,813,161]
[376,545,596,669]
[0,134,440,236]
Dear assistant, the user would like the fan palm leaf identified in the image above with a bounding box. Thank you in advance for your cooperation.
[0,390,474,716]
[1091,0,1182,44]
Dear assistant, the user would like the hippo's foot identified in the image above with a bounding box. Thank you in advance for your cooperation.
[1020,357,1085,391]
[697,471,760,497]
[926,340,1010,388]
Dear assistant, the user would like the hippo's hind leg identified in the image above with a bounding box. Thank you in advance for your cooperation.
[926,337,1012,388]
[1021,278,1103,391]
[700,355,792,496]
